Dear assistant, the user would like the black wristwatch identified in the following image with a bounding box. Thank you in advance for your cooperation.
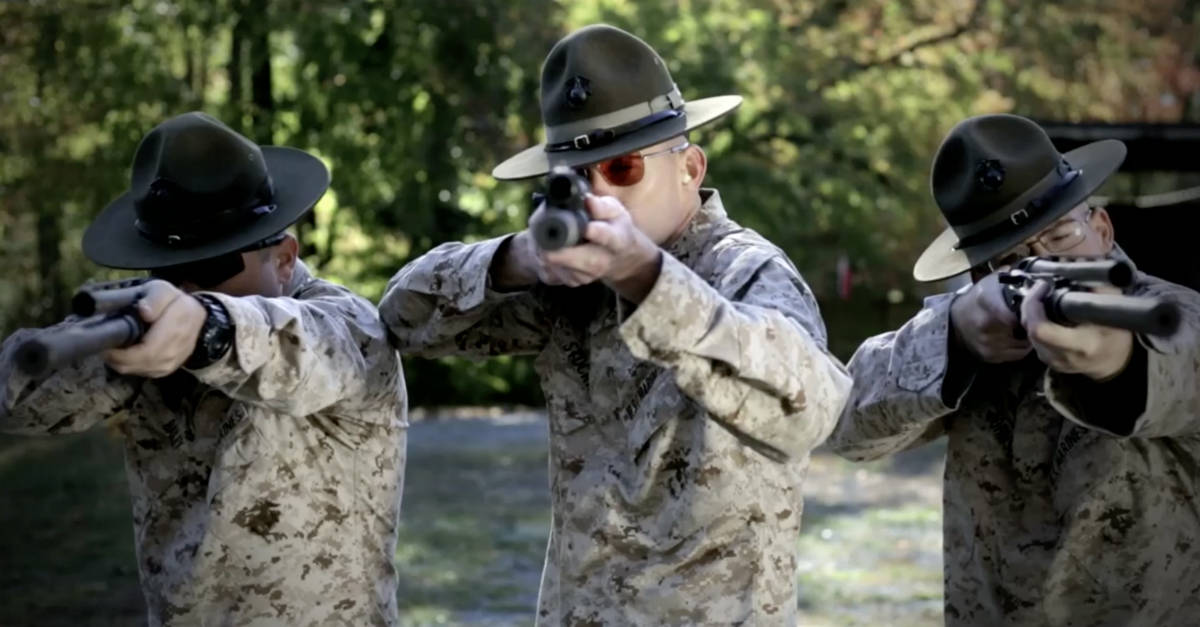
[185,294,235,370]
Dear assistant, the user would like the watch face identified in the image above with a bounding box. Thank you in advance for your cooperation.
[186,295,234,369]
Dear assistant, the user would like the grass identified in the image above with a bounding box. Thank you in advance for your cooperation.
[0,431,144,626]
[795,442,946,627]
[795,504,944,626]
[394,433,551,625]
[0,418,947,626]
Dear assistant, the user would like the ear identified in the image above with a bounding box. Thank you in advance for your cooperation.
[1090,206,1115,252]
[682,144,707,191]
[274,234,300,289]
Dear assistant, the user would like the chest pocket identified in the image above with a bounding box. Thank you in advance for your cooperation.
[123,378,234,449]
[625,375,693,459]
[536,321,596,438]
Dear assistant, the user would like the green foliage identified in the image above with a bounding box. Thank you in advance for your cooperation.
[1,0,1196,405]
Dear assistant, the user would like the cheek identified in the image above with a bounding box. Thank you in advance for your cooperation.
[1079,230,1110,256]
[608,188,649,226]
[210,259,278,297]
[624,201,648,228]
[209,274,251,297]
[256,263,283,296]
[632,179,677,224]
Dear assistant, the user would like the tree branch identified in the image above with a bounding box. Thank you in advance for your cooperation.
[735,127,898,191]
[814,0,984,92]
[785,0,852,33]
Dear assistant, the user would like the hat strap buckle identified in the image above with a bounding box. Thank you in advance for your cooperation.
[545,87,686,153]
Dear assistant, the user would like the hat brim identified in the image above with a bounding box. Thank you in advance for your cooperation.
[82,147,330,269]
[491,95,743,180]
[912,139,1127,283]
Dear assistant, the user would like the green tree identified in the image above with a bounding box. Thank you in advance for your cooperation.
[1,0,1195,403]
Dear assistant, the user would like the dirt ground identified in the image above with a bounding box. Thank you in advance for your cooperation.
[0,410,946,626]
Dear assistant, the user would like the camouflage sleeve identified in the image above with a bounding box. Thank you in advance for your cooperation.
[186,287,400,418]
[0,325,138,435]
[1045,278,1200,437]
[827,292,966,461]
[618,252,852,461]
[379,235,549,358]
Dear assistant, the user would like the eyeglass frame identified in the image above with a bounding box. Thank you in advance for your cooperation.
[984,206,1096,273]
[574,140,691,186]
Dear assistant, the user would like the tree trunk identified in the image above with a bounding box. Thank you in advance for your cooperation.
[35,14,65,322]
[248,0,273,143]
[227,1,247,132]
[243,0,310,250]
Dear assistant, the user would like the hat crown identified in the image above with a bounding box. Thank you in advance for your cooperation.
[539,24,676,128]
[932,114,1063,227]
[130,112,276,247]
[492,24,741,180]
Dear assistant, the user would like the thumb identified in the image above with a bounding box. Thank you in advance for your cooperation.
[136,280,183,324]
[584,194,626,221]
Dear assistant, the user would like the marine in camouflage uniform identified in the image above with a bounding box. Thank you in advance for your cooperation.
[831,114,1200,625]
[0,113,407,626]
[384,190,849,625]
[381,25,850,624]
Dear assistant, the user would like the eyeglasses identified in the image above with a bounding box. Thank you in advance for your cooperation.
[985,208,1094,272]
[576,141,690,187]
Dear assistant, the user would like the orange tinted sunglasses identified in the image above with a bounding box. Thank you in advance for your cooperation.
[576,141,691,187]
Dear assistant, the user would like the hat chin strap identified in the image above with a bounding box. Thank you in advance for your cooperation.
[136,202,278,247]
[134,176,278,247]
[544,87,685,152]
[545,109,685,153]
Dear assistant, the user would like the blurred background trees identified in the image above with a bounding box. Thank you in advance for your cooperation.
[2,0,1197,406]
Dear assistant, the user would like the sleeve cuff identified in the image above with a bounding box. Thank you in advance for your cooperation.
[1044,342,1148,437]
[458,235,525,311]
[938,292,980,408]
[891,292,975,408]
[618,252,721,360]
[185,292,265,384]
